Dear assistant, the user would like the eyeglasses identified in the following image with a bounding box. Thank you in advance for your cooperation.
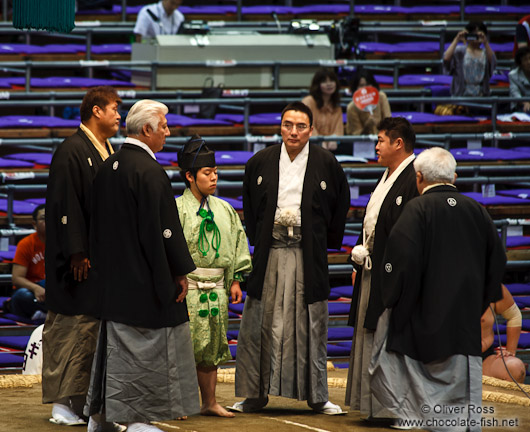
[281,122,309,131]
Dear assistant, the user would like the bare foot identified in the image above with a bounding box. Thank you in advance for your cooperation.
[176,416,188,420]
[201,404,235,418]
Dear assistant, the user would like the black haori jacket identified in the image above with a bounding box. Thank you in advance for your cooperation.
[243,143,350,304]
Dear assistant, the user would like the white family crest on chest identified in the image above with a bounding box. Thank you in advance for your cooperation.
[61,216,67,225]
[320,181,327,190]
[163,229,172,238]
[447,197,457,207]
[395,195,402,206]
[385,263,393,273]
[257,175,263,185]
[112,161,119,170]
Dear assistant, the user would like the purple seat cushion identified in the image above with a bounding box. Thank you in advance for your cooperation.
[228,311,239,319]
[156,151,178,162]
[0,352,24,367]
[328,327,354,341]
[398,74,453,86]
[512,146,530,153]
[351,194,370,207]
[330,286,354,299]
[497,189,530,200]
[214,114,243,124]
[4,152,53,165]
[0,116,79,128]
[406,6,459,14]
[451,147,530,161]
[0,335,30,350]
[506,236,530,248]
[0,157,34,168]
[38,44,82,54]
[2,312,40,324]
[91,44,131,54]
[327,343,351,356]
[514,296,530,309]
[394,112,476,124]
[494,332,530,349]
[295,5,349,14]
[180,6,237,15]
[241,6,294,14]
[374,74,394,85]
[9,77,135,88]
[328,302,351,316]
[0,199,37,215]
[506,284,530,296]
[0,43,42,55]
[219,196,243,211]
[0,317,17,325]
[229,344,237,358]
[216,151,253,166]
[466,6,530,14]
[355,5,405,14]
[228,303,245,314]
[461,192,529,206]
[248,113,282,125]
[26,198,46,205]
[342,235,359,247]
[226,330,239,341]
[0,245,17,261]
[165,114,232,127]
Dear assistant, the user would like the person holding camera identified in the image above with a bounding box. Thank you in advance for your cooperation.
[443,21,497,98]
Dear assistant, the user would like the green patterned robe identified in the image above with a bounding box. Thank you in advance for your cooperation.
[176,189,252,366]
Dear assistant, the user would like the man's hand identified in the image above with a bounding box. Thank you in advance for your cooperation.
[230,281,243,304]
[70,253,90,282]
[496,347,515,358]
[175,275,188,303]
[34,285,46,303]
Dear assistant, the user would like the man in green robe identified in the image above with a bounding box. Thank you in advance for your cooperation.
[177,136,252,417]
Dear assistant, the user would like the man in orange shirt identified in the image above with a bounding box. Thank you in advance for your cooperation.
[11,204,46,320]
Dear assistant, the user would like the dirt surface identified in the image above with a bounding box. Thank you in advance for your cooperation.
[1,369,529,432]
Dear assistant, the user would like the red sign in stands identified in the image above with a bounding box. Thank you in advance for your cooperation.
[353,86,379,113]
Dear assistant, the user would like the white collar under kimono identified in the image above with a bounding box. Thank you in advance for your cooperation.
[351,154,415,270]
[124,137,157,160]
[274,142,310,227]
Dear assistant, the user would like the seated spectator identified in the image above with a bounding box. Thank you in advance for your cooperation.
[346,69,391,135]
[509,47,530,113]
[443,21,496,97]
[134,0,184,43]
[482,284,526,384]
[514,15,530,55]
[10,204,46,321]
[301,67,344,151]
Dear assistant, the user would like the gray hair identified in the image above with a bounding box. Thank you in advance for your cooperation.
[413,147,457,183]
[126,99,168,135]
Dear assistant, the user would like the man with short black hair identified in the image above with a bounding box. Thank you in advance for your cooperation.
[43,86,121,426]
[346,116,419,419]
[134,0,184,42]
[231,101,350,415]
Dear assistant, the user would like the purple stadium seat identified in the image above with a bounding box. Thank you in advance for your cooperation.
[0,352,24,367]
[330,286,353,299]
[0,116,79,128]
[180,6,237,15]
[9,76,135,88]
[506,284,530,296]
[241,6,294,14]
[216,151,253,165]
[506,236,530,248]
[0,335,30,350]
[514,296,530,309]
[165,113,232,127]
[394,112,477,124]
[351,194,370,208]
[228,311,240,319]
[220,196,243,211]
[327,343,351,356]
[226,330,239,341]
[0,199,37,215]
[451,147,530,161]
[328,327,354,341]
[497,189,530,200]
[26,198,46,205]
[228,303,245,314]
[494,333,530,349]
[229,344,237,358]
[342,235,358,247]
[461,192,529,206]
[4,153,53,166]
[328,303,351,316]
[466,6,530,14]
[0,317,17,325]
[398,75,453,86]
[91,44,131,55]
[296,5,349,14]
[0,245,17,261]
[0,158,34,168]
[0,43,43,55]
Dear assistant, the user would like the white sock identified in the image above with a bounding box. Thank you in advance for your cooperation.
[127,423,163,432]
[51,403,81,421]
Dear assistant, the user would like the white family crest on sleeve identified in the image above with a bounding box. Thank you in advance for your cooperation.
[163,229,172,238]
[385,263,393,273]
[257,175,263,185]
[112,161,119,170]
[395,196,402,206]
[61,216,67,225]
[447,197,457,207]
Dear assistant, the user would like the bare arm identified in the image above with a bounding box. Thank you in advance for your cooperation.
[478,31,496,65]
[443,30,466,64]
[12,264,45,302]
[495,285,522,355]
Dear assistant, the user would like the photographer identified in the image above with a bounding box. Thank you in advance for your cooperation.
[443,21,496,98]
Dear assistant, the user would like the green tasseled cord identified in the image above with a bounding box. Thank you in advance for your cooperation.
[197,207,221,258]
[13,0,75,34]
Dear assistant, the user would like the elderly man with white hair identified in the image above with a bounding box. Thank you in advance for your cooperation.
[84,100,200,432]
[369,147,506,431]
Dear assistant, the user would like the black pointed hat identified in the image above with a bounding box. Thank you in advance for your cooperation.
[178,135,216,171]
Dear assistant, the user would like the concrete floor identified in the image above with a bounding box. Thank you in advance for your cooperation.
[1,369,529,432]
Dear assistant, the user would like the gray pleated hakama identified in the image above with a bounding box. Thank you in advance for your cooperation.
[369,310,483,432]
[235,225,329,403]
[85,320,200,423]
[345,264,392,418]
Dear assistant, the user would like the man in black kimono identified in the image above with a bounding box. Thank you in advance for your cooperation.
[85,99,199,432]
[370,147,506,431]
[346,117,419,418]
[231,101,350,415]
[43,86,122,426]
